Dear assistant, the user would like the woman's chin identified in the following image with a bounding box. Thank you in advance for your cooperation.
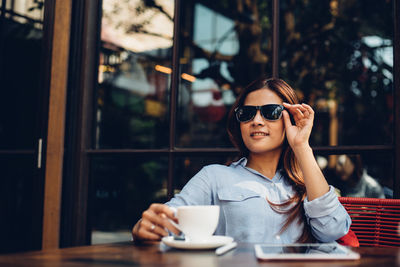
[248,146,283,155]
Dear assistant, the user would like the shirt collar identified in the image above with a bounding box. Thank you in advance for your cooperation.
[231,157,284,181]
[230,157,248,167]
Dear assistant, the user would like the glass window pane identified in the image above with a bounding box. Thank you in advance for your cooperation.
[0,154,41,253]
[176,1,272,148]
[0,0,44,149]
[90,155,168,244]
[318,152,393,199]
[280,0,393,146]
[95,0,174,149]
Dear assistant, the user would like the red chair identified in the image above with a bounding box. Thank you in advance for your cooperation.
[339,197,400,247]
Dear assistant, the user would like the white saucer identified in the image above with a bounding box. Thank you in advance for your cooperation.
[161,235,234,250]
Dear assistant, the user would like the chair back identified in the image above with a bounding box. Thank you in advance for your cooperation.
[339,197,400,247]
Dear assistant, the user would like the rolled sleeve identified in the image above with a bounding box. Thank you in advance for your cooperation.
[303,186,351,242]
[303,186,339,218]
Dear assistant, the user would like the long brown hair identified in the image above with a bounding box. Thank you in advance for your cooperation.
[227,77,314,243]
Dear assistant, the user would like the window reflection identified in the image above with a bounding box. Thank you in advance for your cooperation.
[96,0,174,149]
[0,0,45,253]
[318,153,392,198]
[0,155,41,252]
[0,0,44,150]
[280,0,393,146]
[90,156,168,243]
[176,1,272,147]
[0,0,44,29]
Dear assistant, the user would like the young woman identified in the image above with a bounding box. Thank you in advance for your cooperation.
[132,77,351,243]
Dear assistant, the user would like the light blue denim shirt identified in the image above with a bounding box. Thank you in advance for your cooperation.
[166,157,351,243]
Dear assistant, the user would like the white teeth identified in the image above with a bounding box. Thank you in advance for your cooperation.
[251,132,267,136]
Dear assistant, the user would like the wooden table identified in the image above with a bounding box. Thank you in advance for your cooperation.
[0,242,399,267]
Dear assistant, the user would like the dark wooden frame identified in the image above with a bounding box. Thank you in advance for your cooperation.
[60,0,400,247]
[394,0,400,198]
[60,0,102,247]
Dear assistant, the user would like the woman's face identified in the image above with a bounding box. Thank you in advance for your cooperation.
[240,88,286,155]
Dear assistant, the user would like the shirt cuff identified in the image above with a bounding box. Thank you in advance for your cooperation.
[303,186,340,218]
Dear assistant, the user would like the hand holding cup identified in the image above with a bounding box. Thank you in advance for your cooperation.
[132,203,180,241]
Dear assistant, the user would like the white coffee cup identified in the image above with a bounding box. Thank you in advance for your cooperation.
[171,205,220,242]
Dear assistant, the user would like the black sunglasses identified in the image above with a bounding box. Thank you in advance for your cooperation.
[235,104,284,123]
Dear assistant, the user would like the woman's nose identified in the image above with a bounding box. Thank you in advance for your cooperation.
[252,110,264,125]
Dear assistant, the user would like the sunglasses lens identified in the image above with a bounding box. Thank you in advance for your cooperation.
[235,104,284,122]
[261,104,284,120]
[236,106,256,122]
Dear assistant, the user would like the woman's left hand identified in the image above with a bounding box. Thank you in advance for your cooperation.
[282,102,314,150]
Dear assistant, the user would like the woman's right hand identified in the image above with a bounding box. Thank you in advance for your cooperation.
[131,203,180,241]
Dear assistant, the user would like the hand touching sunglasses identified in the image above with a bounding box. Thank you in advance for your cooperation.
[235,104,284,123]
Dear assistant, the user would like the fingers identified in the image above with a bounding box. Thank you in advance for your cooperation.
[134,204,180,241]
[140,218,168,239]
[132,219,160,241]
[282,103,314,121]
[301,103,314,117]
[149,203,177,221]
[282,110,293,129]
[135,225,162,241]
[160,213,181,235]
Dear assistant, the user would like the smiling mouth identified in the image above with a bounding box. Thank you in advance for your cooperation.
[250,132,269,137]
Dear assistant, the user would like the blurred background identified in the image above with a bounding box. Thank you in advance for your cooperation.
[0,0,398,253]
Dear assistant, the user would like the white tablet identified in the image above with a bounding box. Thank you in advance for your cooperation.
[254,243,360,261]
